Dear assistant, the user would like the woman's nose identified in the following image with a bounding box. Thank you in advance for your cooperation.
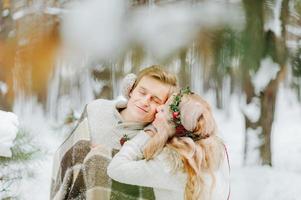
[156,105,164,113]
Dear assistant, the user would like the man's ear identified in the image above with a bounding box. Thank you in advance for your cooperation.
[120,73,137,99]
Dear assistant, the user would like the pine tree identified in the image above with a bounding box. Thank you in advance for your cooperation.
[0,129,41,199]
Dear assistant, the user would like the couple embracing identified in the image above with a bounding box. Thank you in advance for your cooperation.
[50,65,230,200]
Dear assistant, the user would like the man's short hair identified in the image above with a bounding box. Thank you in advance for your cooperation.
[133,65,177,91]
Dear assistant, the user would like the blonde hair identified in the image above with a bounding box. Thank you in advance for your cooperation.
[143,94,225,200]
[133,65,177,92]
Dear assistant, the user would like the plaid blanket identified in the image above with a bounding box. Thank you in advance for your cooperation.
[50,108,155,200]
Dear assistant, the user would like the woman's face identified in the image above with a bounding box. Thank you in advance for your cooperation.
[153,94,175,126]
[154,94,199,132]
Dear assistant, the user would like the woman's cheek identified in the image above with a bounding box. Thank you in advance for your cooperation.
[158,112,166,121]
[153,115,165,127]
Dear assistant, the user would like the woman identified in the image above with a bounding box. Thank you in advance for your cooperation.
[107,87,230,200]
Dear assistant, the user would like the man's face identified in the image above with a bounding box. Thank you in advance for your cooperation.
[126,76,172,123]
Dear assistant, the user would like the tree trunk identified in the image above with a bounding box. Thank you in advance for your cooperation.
[179,50,190,87]
[258,0,289,165]
[242,0,289,166]
[259,80,277,165]
[241,0,264,165]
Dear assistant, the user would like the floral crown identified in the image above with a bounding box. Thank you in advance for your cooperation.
[169,87,209,141]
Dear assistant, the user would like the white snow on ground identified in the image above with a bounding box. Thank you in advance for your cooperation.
[273,85,301,172]
[213,85,301,200]
[10,96,72,199]
[231,166,301,200]
[1,86,300,199]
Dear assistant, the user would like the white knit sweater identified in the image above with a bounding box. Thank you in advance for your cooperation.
[107,132,230,200]
[86,98,148,149]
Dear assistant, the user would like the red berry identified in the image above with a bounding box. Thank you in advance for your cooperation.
[172,112,179,119]
[120,137,126,146]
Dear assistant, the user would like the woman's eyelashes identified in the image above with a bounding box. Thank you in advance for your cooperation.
[153,98,161,104]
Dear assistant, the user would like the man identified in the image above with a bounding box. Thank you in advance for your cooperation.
[50,65,177,200]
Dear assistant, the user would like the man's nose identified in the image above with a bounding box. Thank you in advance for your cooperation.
[141,95,151,105]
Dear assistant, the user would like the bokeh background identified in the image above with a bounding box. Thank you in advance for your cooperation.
[1,0,301,199]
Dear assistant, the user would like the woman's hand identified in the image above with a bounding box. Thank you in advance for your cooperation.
[153,107,175,138]
[145,130,156,137]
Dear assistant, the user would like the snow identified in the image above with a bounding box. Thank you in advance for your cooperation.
[0,81,8,95]
[11,5,63,21]
[213,86,301,200]
[264,0,282,37]
[12,9,27,20]
[251,57,280,95]
[240,96,261,123]
[244,126,263,165]
[231,166,301,200]
[61,0,244,61]
[0,110,19,157]
[2,9,9,17]
[7,96,70,199]
[287,25,301,37]
[272,86,301,172]
[44,7,65,15]
[286,40,301,49]
[61,0,128,61]
[46,59,96,122]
